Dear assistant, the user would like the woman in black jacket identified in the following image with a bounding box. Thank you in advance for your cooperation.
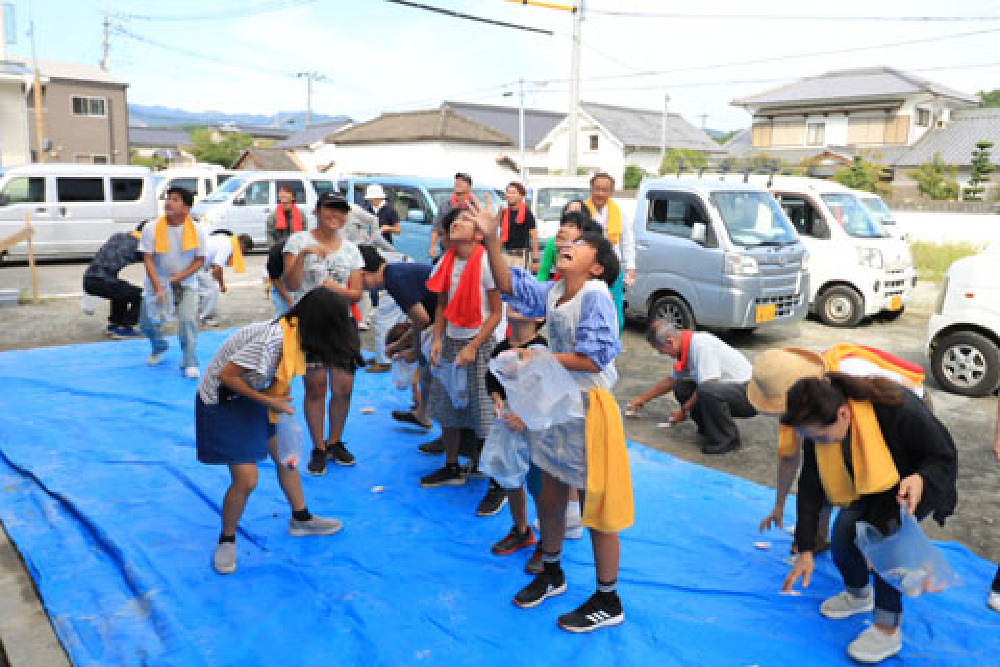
[779,373,957,665]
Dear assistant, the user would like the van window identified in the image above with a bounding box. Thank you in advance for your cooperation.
[311,180,335,196]
[1,177,45,205]
[646,192,710,242]
[710,191,798,246]
[536,187,591,222]
[216,173,233,187]
[111,178,144,202]
[393,185,432,224]
[275,180,306,204]
[204,178,214,195]
[820,194,887,238]
[57,177,105,202]
[245,180,271,206]
[352,184,367,207]
[778,196,830,239]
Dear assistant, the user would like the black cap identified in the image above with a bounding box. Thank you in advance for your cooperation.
[454,172,472,186]
[317,192,350,211]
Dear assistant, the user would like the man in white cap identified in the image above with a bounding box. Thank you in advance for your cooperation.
[364,183,401,247]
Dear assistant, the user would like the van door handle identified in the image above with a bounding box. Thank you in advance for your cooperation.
[637,242,649,249]
[35,207,47,214]
[58,207,68,217]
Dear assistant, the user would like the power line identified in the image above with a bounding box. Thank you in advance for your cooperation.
[385,0,553,35]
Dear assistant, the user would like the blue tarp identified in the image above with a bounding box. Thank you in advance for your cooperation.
[0,333,997,666]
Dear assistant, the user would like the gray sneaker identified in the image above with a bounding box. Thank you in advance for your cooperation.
[820,590,874,619]
[847,625,902,663]
[213,541,236,575]
[288,515,343,536]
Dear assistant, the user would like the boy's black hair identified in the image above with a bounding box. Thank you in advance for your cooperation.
[577,231,620,288]
[282,288,362,370]
[359,244,386,273]
[559,210,588,229]
[581,220,603,236]
[560,200,592,221]
[440,205,466,235]
[165,186,194,208]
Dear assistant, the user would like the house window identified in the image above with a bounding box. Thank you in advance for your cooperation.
[589,134,599,151]
[806,122,825,146]
[916,108,931,127]
[71,96,107,117]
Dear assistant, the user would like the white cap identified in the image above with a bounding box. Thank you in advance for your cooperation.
[364,184,387,201]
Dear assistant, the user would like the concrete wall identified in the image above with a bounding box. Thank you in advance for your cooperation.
[892,209,1000,244]
[28,79,129,164]
[0,80,30,167]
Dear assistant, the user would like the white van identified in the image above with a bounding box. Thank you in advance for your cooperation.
[926,244,1000,396]
[191,171,341,247]
[627,178,809,331]
[527,176,592,242]
[759,176,915,327]
[0,164,156,261]
[854,190,907,241]
[152,166,235,215]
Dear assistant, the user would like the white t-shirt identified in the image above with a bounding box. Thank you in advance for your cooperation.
[673,332,752,384]
[838,357,924,397]
[282,231,363,305]
[204,234,234,269]
[429,252,497,340]
[139,220,209,290]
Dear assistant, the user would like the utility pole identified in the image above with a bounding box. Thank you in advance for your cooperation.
[660,93,670,171]
[296,71,327,129]
[698,113,709,130]
[517,78,526,182]
[27,9,45,163]
[101,1,110,71]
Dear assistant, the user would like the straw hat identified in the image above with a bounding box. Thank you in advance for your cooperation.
[747,348,825,415]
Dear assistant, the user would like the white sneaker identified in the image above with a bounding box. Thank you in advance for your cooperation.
[288,515,343,536]
[183,366,201,379]
[531,518,586,539]
[213,541,236,575]
[820,590,874,619]
[201,317,220,328]
[847,625,902,664]
[988,591,1000,612]
[147,352,165,366]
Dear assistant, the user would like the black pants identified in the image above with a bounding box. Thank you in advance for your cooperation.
[674,379,757,449]
[83,276,142,327]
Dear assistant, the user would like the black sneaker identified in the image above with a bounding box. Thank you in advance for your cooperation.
[420,463,465,487]
[524,546,544,574]
[462,464,487,479]
[492,526,536,556]
[513,571,566,609]
[557,592,624,633]
[418,437,445,455]
[476,480,508,517]
[307,448,327,476]
[327,441,356,466]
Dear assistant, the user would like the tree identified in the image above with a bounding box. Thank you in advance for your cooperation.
[910,153,961,200]
[832,152,891,198]
[963,140,994,201]
[186,128,255,167]
[978,89,1000,108]
[623,164,646,190]
[715,129,740,145]
[659,149,707,175]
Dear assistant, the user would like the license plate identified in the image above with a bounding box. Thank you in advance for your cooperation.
[889,295,902,311]
[755,304,776,324]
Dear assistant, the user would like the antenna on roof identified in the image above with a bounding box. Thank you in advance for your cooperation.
[698,166,706,179]
[676,158,684,179]
[766,160,778,188]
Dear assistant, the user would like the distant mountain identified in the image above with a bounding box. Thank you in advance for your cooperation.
[128,104,350,130]
[704,128,726,139]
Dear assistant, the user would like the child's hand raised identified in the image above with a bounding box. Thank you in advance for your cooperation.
[464,193,500,238]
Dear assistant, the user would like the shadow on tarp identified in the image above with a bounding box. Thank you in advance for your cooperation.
[0,332,997,666]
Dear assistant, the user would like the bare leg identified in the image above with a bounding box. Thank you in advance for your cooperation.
[579,489,620,583]
[303,366,328,452]
[221,463,258,536]
[267,435,305,512]
[539,472,570,555]
[508,487,528,532]
[325,367,355,445]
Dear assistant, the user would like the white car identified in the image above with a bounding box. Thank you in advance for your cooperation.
[926,244,1000,396]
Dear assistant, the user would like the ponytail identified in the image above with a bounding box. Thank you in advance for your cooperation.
[781,371,903,427]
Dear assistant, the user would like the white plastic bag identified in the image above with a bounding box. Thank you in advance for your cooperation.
[431,360,469,409]
[488,347,584,430]
[391,357,418,390]
[80,293,97,316]
[480,419,530,489]
[143,287,175,325]
[275,413,305,470]
[855,508,962,596]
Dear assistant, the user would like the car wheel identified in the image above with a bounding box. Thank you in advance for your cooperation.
[931,331,1000,397]
[649,293,695,330]
[816,285,863,327]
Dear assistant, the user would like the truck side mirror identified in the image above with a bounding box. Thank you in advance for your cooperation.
[691,222,707,244]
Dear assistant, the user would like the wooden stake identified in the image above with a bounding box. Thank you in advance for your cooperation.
[24,212,38,304]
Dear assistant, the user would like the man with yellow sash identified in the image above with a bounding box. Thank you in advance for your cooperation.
[138,186,208,378]
[197,230,253,327]
[777,372,956,664]
[748,346,927,551]
[584,172,634,331]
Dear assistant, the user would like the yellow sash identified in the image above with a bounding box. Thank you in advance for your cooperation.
[129,231,141,240]
[153,216,200,253]
[227,235,246,273]
[814,399,900,506]
[263,318,306,423]
[581,388,633,532]
[585,199,621,245]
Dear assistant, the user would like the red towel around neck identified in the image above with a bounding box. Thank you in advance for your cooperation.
[274,205,304,232]
[500,204,526,243]
[425,245,486,328]
[673,329,694,373]
[451,193,470,209]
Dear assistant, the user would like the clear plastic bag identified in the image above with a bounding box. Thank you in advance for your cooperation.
[80,293,97,316]
[430,360,469,409]
[275,413,305,470]
[391,357,418,390]
[855,508,962,596]
[143,287,175,325]
[488,347,584,430]
[480,419,530,489]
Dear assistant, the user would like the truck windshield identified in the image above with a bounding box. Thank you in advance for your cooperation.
[204,176,245,203]
[710,191,799,246]
[821,194,887,238]
[535,187,591,222]
[859,196,896,227]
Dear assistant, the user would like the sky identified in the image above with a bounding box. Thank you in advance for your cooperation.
[5,0,1000,131]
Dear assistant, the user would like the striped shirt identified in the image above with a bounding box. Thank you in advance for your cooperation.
[198,322,283,405]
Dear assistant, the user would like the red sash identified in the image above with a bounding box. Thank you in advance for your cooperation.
[274,205,304,232]
[425,246,486,328]
[673,329,694,373]
[500,204,527,243]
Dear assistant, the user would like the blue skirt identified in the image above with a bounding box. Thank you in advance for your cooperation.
[195,395,275,465]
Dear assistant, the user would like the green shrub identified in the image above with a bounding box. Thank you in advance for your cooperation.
[909,240,984,282]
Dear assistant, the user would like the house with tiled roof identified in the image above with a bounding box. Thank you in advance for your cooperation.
[128,125,196,166]
[231,147,304,171]
[273,119,353,172]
